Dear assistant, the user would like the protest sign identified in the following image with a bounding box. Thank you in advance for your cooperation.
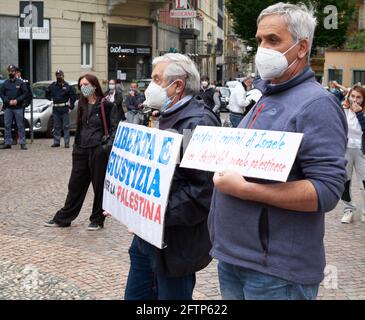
[103,123,183,249]
[180,126,303,182]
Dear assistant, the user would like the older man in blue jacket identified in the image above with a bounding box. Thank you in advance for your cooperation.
[124,53,221,300]
[208,3,347,300]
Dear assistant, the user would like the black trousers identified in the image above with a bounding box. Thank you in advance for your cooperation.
[54,145,109,226]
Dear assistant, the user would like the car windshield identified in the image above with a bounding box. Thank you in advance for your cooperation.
[32,85,48,99]
[32,83,80,99]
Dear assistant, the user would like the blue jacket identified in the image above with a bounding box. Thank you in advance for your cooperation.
[0,78,29,109]
[154,97,221,277]
[208,67,348,285]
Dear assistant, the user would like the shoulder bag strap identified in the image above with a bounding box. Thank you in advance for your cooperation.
[100,98,109,136]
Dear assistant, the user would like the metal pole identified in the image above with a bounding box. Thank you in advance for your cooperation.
[29,0,34,143]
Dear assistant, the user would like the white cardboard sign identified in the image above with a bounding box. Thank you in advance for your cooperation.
[180,126,303,182]
[103,122,183,249]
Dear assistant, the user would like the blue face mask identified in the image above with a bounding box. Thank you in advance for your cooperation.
[161,94,176,112]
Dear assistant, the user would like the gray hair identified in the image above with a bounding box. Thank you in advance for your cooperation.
[257,2,317,56]
[152,53,200,95]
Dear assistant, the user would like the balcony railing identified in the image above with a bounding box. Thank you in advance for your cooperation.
[179,17,201,39]
[197,41,216,56]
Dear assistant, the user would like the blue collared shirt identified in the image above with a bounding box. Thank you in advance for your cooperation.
[163,95,193,115]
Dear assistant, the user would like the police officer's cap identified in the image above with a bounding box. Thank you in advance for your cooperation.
[7,65,17,71]
[55,69,64,76]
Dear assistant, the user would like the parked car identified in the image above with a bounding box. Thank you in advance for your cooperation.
[217,86,231,112]
[0,79,5,109]
[0,80,4,141]
[0,80,80,138]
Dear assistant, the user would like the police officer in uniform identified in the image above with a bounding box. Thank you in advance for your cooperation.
[11,67,33,145]
[46,70,77,148]
[0,65,29,150]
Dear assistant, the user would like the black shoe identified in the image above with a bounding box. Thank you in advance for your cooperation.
[20,144,27,150]
[87,222,103,231]
[65,143,70,148]
[44,219,71,228]
[0,144,11,149]
[51,143,60,148]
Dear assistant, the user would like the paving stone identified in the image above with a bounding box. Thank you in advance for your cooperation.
[1,137,365,300]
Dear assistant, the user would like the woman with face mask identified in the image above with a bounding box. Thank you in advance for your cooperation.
[44,74,125,231]
[341,85,365,224]
[105,79,124,120]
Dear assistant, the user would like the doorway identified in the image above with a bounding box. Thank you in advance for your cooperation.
[18,39,50,82]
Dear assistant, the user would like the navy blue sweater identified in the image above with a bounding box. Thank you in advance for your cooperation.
[0,78,29,109]
[208,67,348,285]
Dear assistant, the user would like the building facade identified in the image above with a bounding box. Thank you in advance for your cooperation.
[223,12,249,82]
[322,0,365,87]
[324,49,365,87]
[157,0,226,83]
[0,0,168,86]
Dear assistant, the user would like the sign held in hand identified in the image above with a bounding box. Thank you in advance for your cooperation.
[180,126,303,182]
[103,123,183,249]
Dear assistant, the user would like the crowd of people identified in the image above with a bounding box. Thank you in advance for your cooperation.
[327,81,365,225]
[1,1,363,301]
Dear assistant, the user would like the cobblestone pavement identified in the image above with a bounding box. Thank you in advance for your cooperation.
[0,135,365,300]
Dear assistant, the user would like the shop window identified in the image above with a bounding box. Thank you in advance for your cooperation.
[81,22,94,68]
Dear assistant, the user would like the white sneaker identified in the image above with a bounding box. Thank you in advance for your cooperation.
[361,215,365,223]
[341,211,354,224]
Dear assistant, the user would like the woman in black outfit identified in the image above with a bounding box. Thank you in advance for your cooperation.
[105,78,124,118]
[44,74,125,231]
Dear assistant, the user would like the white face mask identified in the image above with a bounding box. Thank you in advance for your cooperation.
[202,81,209,88]
[255,42,299,80]
[109,84,115,91]
[143,81,177,111]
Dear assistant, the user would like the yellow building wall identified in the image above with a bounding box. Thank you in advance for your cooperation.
[0,0,154,84]
[324,51,365,87]
[197,0,218,81]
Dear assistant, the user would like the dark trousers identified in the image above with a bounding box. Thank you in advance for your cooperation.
[4,108,26,145]
[53,145,108,226]
[53,107,70,145]
[229,112,244,128]
[125,235,196,300]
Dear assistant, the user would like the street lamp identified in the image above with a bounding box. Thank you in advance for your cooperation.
[207,32,212,42]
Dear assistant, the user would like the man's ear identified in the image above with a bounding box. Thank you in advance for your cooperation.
[175,79,186,94]
[298,39,309,59]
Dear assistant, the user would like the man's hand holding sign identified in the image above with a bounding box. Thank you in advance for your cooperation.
[180,126,322,212]
[103,122,182,249]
